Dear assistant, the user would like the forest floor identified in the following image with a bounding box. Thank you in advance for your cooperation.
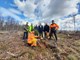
[0,31,80,60]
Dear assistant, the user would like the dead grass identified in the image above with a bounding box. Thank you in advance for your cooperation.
[0,31,80,60]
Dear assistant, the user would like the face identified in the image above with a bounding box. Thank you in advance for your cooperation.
[52,20,54,23]
[31,31,34,34]
[39,23,41,25]
[26,22,28,25]
[45,23,47,25]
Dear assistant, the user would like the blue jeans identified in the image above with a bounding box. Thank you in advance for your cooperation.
[23,32,28,40]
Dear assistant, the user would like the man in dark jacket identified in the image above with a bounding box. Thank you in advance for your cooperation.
[34,25,39,36]
[44,23,49,39]
[38,23,44,38]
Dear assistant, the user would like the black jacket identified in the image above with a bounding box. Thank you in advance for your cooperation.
[44,25,49,32]
[38,25,44,33]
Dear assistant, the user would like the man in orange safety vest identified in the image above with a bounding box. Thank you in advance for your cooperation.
[49,20,59,42]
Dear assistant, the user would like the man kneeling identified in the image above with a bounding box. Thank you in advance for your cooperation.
[27,31,38,47]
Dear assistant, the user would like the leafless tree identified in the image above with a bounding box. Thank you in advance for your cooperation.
[0,16,23,31]
[0,16,4,30]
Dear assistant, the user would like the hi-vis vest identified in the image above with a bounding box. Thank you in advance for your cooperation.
[50,23,59,30]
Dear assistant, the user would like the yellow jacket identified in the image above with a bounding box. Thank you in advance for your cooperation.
[27,32,37,46]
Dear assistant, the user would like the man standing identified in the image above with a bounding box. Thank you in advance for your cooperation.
[38,23,44,39]
[23,22,29,40]
[44,23,49,39]
[34,25,39,36]
[49,20,59,42]
[31,23,34,31]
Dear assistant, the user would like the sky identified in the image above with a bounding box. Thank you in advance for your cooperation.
[0,0,80,30]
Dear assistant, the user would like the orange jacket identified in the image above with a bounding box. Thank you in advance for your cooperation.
[27,32,37,46]
[50,23,59,30]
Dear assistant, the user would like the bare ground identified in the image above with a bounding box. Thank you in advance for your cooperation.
[0,31,80,60]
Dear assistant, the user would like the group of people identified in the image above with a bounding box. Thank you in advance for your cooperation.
[23,20,59,47]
